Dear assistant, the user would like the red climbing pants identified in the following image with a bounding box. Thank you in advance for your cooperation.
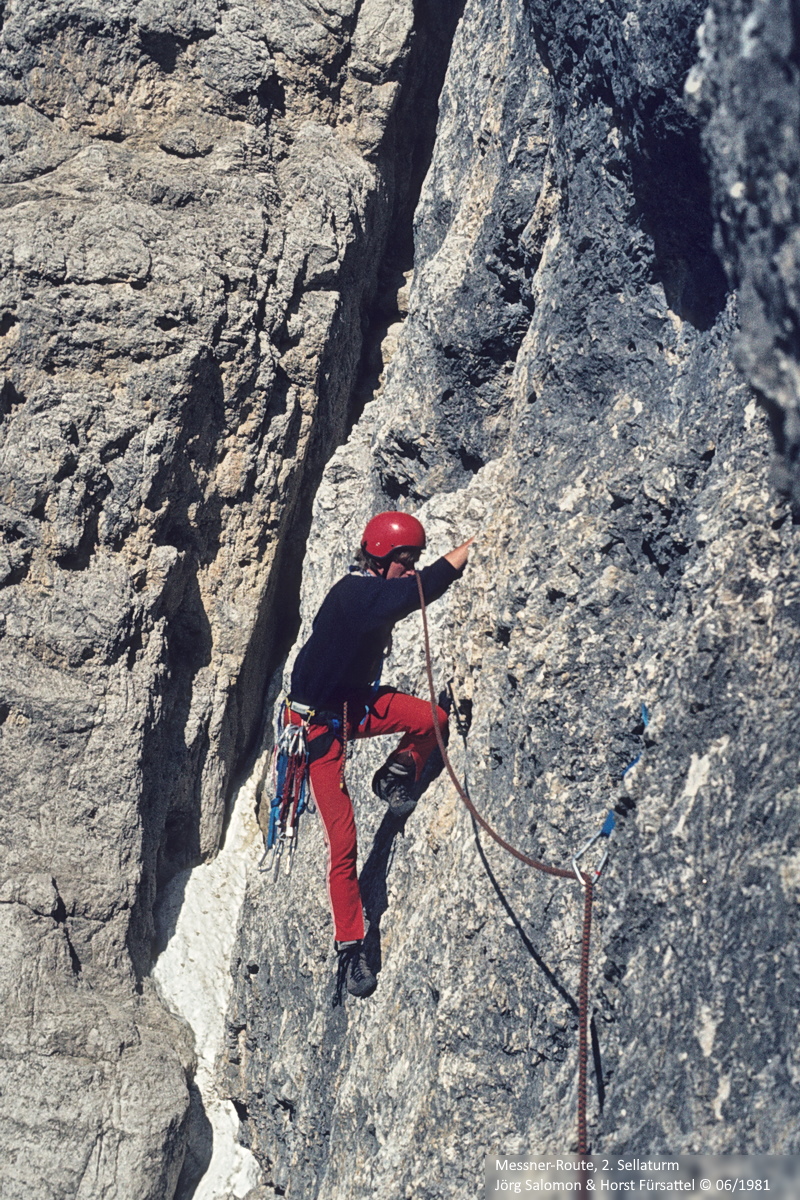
[286,688,447,944]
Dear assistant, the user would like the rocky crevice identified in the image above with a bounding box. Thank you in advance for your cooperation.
[0,1,466,1195]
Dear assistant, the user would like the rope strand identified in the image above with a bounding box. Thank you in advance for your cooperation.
[415,572,577,880]
[340,698,349,791]
[577,880,594,1157]
[415,570,596,1155]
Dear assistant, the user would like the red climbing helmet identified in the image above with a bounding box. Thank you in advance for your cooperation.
[361,511,426,559]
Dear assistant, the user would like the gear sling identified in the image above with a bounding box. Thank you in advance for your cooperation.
[263,688,447,942]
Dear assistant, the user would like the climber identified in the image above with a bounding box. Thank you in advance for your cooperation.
[284,511,474,998]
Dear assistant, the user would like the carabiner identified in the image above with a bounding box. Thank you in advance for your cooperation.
[572,810,616,887]
[271,835,285,881]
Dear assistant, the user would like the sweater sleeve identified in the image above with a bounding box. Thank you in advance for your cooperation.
[289,558,463,706]
[358,556,460,628]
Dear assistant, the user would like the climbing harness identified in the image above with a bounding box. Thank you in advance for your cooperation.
[415,571,619,1157]
[261,668,384,864]
[259,699,316,878]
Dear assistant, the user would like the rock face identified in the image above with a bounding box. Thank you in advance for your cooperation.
[0,0,463,1195]
[687,0,800,511]
[223,0,800,1195]
[1,0,798,1197]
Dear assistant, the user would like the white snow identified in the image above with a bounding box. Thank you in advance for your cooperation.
[153,768,265,1199]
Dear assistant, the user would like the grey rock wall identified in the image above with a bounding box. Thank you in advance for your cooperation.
[0,0,463,1195]
[224,0,800,1196]
[1,0,798,1197]
[687,0,800,510]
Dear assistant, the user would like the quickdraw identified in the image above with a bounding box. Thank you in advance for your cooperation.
[620,702,650,777]
[572,810,616,887]
[259,700,316,878]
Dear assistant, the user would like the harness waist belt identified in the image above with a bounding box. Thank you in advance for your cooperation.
[286,697,315,718]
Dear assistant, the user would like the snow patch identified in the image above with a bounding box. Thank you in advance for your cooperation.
[153,770,264,1199]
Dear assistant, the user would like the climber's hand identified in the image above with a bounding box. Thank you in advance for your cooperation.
[444,536,475,571]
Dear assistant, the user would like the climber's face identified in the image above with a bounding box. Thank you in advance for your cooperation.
[384,547,420,579]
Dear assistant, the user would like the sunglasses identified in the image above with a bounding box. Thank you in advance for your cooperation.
[393,548,421,567]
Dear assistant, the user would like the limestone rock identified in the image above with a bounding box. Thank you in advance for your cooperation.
[223,0,800,1195]
[0,0,463,1194]
[686,0,800,511]
[2,0,799,1196]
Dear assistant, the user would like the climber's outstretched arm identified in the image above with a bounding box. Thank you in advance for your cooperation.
[444,536,475,572]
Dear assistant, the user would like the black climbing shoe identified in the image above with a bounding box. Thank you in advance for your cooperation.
[372,754,417,816]
[335,941,376,998]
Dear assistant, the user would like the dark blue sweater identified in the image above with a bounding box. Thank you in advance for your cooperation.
[290,557,460,710]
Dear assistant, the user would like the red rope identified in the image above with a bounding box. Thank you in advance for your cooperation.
[340,699,348,791]
[415,571,597,1155]
[577,880,593,1157]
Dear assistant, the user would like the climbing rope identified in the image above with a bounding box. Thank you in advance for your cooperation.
[577,880,593,1157]
[415,571,612,1157]
[340,698,349,791]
